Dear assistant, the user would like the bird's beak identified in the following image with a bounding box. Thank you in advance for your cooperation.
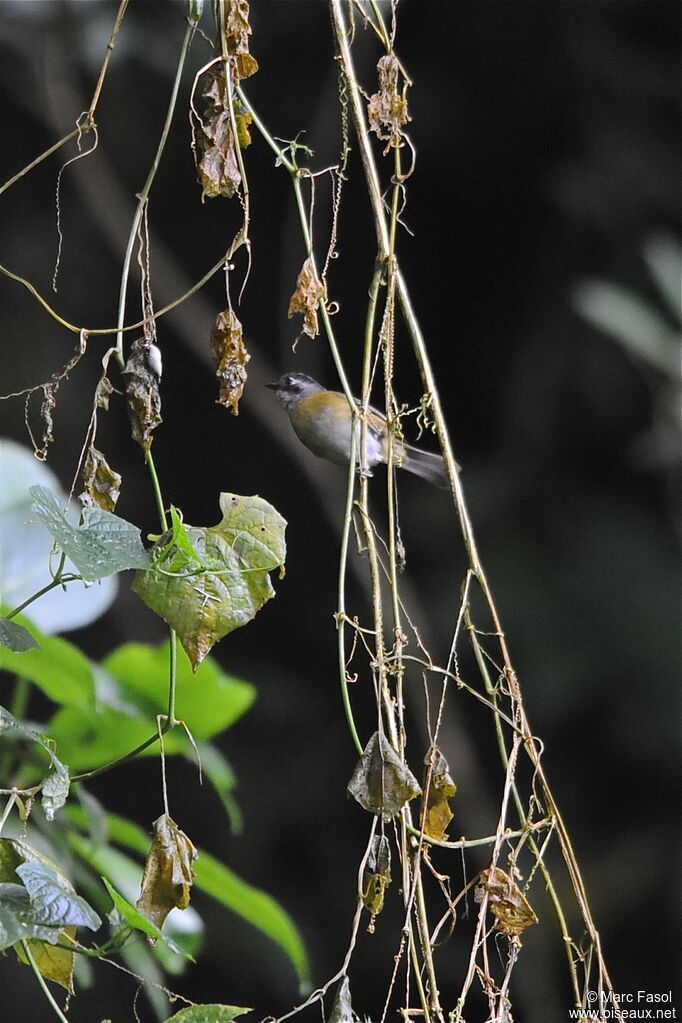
[264,382,278,390]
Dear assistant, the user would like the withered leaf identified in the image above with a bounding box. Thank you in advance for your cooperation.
[422,745,457,842]
[475,866,538,940]
[196,68,241,200]
[223,0,259,81]
[367,54,410,150]
[234,102,253,148]
[210,309,250,414]
[137,814,198,937]
[361,834,391,930]
[80,445,122,512]
[94,374,114,410]
[123,338,162,450]
[287,257,326,339]
[329,975,353,1023]
[347,731,421,818]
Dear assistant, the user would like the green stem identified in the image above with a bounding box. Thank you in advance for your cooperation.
[20,940,70,1023]
[166,631,178,727]
[145,448,168,532]
[71,724,169,782]
[5,554,71,620]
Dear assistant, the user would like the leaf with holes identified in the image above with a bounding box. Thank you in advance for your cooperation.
[133,494,286,670]
[30,485,150,582]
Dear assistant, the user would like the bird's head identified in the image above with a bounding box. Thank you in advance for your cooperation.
[265,372,325,412]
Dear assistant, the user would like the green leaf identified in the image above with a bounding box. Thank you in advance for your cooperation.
[101,877,189,958]
[164,1006,251,1023]
[0,882,58,949]
[0,843,100,952]
[41,759,70,821]
[48,703,159,771]
[0,617,39,652]
[0,442,116,633]
[47,639,254,771]
[0,706,70,816]
[0,614,95,706]
[102,641,256,740]
[133,494,286,669]
[29,484,150,582]
[16,861,101,930]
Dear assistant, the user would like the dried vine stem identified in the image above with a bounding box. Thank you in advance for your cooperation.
[330,0,621,1018]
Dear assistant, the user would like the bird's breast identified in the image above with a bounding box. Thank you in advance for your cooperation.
[291,392,383,467]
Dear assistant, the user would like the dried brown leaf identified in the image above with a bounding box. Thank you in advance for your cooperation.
[137,814,197,937]
[196,68,241,200]
[287,257,326,339]
[80,445,122,512]
[422,745,457,842]
[123,338,162,450]
[224,0,259,81]
[361,834,391,931]
[210,309,250,414]
[94,374,114,410]
[367,54,410,150]
[475,865,538,940]
[347,731,421,818]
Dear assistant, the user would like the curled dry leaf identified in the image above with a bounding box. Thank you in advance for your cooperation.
[137,814,198,938]
[123,338,162,450]
[422,744,457,842]
[329,975,353,1023]
[367,54,410,151]
[475,865,538,940]
[196,67,241,201]
[80,446,122,512]
[287,257,326,339]
[94,374,114,410]
[347,731,421,818]
[361,833,391,931]
[223,0,259,82]
[210,309,250,414]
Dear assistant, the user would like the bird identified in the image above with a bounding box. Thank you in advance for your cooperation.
[266,372,450,489]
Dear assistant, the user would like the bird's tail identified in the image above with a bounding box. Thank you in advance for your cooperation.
[400,443,451,489]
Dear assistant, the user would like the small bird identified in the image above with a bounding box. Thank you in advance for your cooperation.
[266,372,450,489]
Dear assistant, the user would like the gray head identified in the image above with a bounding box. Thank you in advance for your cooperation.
[265,372,324,412]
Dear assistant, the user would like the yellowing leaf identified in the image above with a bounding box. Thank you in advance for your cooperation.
[361,834,391,931]
[287,257,326,339]
[137,814,198,936]
[475,866,538,940]
[422,745,457,842]
[210,309,250,414]
[133,494,286,670]
[15,932,75,993]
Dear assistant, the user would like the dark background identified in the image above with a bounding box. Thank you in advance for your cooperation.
[0,1,680,1021]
